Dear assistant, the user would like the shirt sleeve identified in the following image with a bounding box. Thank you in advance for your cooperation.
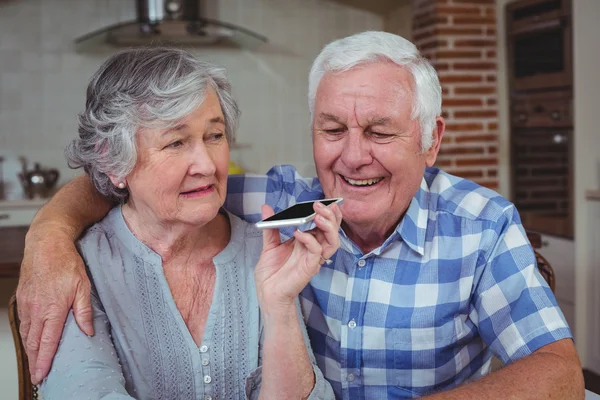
[40,290,132,400]
[244,299,335,400]
[225,165,324,224]
[471,204,572,365]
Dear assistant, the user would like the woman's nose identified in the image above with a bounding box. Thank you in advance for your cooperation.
[188,143,217,176]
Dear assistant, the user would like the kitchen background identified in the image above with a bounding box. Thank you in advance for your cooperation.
[0,0,387,396]
[1,0,599,398]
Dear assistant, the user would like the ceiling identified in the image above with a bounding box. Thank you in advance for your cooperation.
[328,0,410,15]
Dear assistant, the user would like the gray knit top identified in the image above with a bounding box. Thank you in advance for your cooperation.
[41,206,333,399]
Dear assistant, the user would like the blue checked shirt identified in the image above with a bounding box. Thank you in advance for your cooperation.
[226,165,571,400]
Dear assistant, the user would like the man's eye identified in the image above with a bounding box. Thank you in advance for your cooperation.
[324,128,345,134]
[167,140,183,149]
[370,132,391,139]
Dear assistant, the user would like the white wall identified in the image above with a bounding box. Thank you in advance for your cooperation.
[0,0,382,196]
[573,0,600,372]
[0,0,383,397]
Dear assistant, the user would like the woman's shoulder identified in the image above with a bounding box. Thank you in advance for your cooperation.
[222,211,263,264]
[77,206,141,276]
[78,206,122,248]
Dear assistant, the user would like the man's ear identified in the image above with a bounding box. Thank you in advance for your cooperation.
[424,116,445,167]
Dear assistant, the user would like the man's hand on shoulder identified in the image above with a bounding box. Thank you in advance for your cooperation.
[16,227,93,384]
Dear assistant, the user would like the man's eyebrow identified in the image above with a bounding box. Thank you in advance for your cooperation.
[370,117,391,125]
[317,113,344,124]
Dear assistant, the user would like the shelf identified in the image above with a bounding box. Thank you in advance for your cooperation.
[586,190,600,201]
[0,199,48,209]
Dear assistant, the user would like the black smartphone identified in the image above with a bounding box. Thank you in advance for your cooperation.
[254,198,343,229]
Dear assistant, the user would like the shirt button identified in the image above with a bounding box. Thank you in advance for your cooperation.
[348,319,357,329]
[204,375,212,384]
[347,373,355,382]
[200,345,209,353]
[202,358,209,366]
[357,259,366,267]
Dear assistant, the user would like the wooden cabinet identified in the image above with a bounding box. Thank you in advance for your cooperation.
[0,200,45,278]
[506,0,574,238]
[0,227,28,278]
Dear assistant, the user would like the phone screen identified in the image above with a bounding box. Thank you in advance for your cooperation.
[262,199,339,222]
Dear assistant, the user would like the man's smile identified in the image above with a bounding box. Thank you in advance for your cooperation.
[340,175,384,187]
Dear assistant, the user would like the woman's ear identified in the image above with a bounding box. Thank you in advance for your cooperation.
[107,174,124,188]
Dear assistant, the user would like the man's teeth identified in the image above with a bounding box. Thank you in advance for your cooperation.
[344,177,383,186]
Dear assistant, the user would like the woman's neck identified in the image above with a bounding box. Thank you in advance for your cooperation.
[121,204,231,265]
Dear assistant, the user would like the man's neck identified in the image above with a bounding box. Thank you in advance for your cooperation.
[342,217,402,254]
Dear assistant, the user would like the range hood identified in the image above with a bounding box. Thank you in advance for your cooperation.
[75,0,267,52]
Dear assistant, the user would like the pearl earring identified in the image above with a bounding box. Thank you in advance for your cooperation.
[117,182,126,189]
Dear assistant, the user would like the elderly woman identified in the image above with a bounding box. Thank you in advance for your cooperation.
[40,48,339,400]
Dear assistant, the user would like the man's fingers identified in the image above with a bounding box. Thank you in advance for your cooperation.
[73,281,94,336]
[34,317,67,384]
[25,317,43,383]
[293,230,323,257]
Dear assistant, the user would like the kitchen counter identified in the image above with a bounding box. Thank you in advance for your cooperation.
[0,199,47,278]
[587,190,600,201]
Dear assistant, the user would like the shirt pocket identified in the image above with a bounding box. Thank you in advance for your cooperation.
[392,314,465,397]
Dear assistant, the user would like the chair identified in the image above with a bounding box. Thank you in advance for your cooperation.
[8,294,37,400]
[526,231,556,293]
[534,249,556,293]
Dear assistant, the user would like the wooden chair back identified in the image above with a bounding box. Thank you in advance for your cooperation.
[8,294,36,400]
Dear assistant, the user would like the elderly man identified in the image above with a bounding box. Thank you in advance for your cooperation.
[18,31,583,399]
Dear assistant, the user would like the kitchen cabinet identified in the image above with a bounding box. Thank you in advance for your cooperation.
[0,200,45,278]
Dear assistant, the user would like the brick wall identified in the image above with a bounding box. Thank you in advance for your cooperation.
[412,0,499,190]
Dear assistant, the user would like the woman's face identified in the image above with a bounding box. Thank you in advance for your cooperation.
[125,88,230,228]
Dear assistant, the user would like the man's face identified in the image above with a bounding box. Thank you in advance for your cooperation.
[312,62,443,236]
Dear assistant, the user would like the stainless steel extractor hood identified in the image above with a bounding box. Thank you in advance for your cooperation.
[75,0,267,52]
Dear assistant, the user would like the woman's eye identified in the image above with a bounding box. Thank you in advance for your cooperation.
[208,133,225,141]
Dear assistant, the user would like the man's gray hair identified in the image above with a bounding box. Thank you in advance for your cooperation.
[66,47,240,202]
[308,31,441,151]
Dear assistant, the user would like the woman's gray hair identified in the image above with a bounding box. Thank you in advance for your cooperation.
[308,31,441,151]
[66,47,240,202]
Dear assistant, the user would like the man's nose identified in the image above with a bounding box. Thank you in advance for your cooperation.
[340,131,373,169]
[188,142,217,176]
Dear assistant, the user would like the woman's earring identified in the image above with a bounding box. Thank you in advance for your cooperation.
[117,182,126,189]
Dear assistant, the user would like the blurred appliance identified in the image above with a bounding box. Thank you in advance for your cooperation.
[74,0,267,51]
[18,161,60,199]
[506,0,572,91]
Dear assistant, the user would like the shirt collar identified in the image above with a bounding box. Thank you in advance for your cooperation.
[338,177,430,258]
[393,177,430,256]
